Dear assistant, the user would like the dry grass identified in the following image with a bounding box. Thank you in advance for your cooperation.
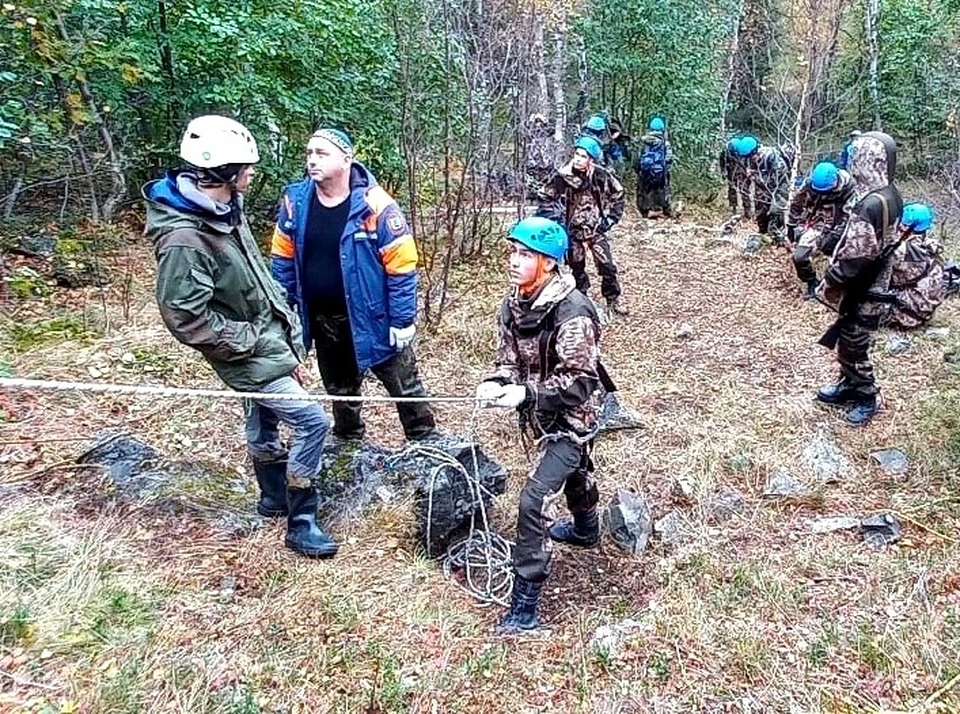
[0,211,959,713]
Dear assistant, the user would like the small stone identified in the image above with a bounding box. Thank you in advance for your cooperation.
[810,515,860,534]
[883,335,913,355]
[606,489,653,557]
[654,510,691,545]
[870,449,909,475]
[219,576,237,603]
[802,428,850,484]
[671,476,695,501]
[675,323,694,339]
[727,453,753,474]
[598,391,643,432]
[375,485,395,503]
[860,513,902,547]
[706,488,746,522]
[763,469,809,498]
[740,233,766,257]
[925,327,950,341]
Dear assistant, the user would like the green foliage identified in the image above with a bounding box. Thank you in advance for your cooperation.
[4,313,101,351]
[0,602,32,645]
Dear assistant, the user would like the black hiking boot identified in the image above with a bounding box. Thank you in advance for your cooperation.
[815,381,859,406]
[494,576,543,635]
[607,297,630,316]
[285,487,339,558]
[845,396,878,426]
[253,459,288,517]
[548,509,600,548]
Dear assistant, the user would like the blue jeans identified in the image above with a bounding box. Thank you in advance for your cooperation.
[244,376,331,489]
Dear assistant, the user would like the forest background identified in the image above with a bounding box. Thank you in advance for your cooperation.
[4,0,960,314]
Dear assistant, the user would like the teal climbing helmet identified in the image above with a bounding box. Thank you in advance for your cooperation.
[507,217,569,262]
[649,117,665,132]
[901,203,934,233]
[586,115,607,131]
[735,135,759,157]
[574,135,603,161]
[810,162,840,192]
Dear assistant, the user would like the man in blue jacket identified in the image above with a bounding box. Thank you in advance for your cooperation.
[271,129,436,442]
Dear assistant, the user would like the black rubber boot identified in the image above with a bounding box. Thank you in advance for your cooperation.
[495,575,543,634]
[804,279,818,301]
[548,509,600,548]
[846,396,878,426]
[815,381,859,406]
[285,488,339,558]
[253,459,288,517]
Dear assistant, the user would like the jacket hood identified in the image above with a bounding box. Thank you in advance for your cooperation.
[849,132,897,195]
[142,170,237,242]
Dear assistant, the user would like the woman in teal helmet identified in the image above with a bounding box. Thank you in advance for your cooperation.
[475,215,608,635]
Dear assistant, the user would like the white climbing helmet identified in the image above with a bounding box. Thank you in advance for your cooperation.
[179,115,260,169]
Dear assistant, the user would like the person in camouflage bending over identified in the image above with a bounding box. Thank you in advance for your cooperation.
[537,135,628,316]
[475,216,606,635]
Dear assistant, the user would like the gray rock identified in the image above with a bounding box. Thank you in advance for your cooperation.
[598,391,643,432]
[727,453,753,474]
[671,476,695,501]
[740,233,766,257]
[706,488,746,522]
[802,428,850,484]
[76,433,262,536]
[654,510,691,545]
[810,515,860,534]
[870,448,909,475]
[11,234,58,258]
[704,236,736,248]
[861,513,902,547]
[925,327,950,341]
[606,489,653,556]
[883,335,913,355]
[219,576,237,603]
[675,323,694,339]
[762,469,809,498]
[388,433,508,556]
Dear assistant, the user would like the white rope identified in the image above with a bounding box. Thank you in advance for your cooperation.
[390,405,514,607]
[0,377,478,404]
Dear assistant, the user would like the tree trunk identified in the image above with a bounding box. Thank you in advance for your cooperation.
[54,10,126,220]
[720,0,746,138]
[2,175,23,221]
[865,0,882,130]
[551,10,568,144]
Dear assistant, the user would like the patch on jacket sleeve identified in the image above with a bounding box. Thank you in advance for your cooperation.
[384,205,409,237]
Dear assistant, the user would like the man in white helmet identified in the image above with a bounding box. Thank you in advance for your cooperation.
[143,115,339,559]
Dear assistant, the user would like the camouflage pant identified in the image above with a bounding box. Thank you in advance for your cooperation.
[637,178,673,217]
[837,316,880,397]
[567,230,622,299]
[513,436,599,583]
[311,313,436,441]
[793,228,843,284]
[728,177,753,217]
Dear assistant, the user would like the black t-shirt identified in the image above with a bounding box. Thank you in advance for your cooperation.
[303,190,350,316]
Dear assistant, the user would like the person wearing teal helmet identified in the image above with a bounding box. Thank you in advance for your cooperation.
[719,136,754,218]
[475,216,607,634]
[743,136,791,237]
[635,116,675,218]
[536,134,629,315]
[786,162,857,299]
[883,202,947,329]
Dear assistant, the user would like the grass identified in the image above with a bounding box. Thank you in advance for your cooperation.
[0,213,958,712]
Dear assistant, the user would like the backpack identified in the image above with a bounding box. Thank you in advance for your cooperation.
[637,139,667,185]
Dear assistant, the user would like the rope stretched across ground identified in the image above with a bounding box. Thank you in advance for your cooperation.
[0,376,512,604]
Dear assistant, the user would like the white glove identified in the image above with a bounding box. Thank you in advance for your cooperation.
[494,384,528,409]
[389,324,416,351]
[475,381,505,406]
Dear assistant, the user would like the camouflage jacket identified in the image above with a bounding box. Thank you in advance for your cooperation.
[748,146,789,201]
[787,169,856,234]
[820,134,903,316]
[537,162,625,233]
[484,273,603,436]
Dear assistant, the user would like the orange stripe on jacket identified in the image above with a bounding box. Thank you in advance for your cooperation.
[271,228,295,259]
[380,235,419,275]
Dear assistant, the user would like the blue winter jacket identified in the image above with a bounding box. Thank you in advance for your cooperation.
[270,163,420,371]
